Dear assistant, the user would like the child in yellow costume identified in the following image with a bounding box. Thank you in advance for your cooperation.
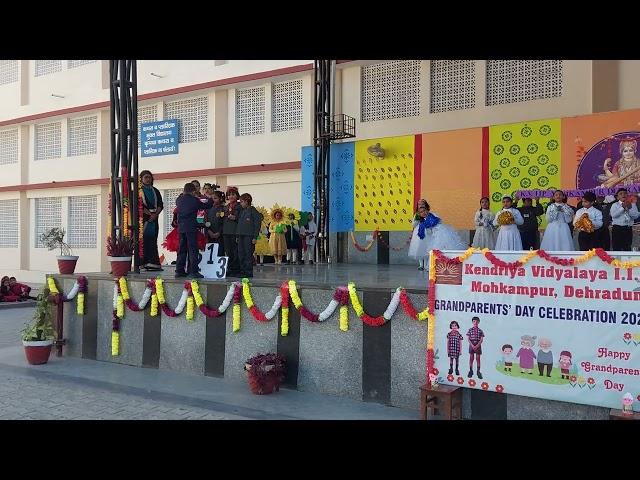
[268,204,288,264]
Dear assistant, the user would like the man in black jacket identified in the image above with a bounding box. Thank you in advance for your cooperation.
[515,195,544,250]
[175,183,214,279]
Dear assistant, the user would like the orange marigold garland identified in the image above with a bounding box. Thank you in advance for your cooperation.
[350,228,379,252]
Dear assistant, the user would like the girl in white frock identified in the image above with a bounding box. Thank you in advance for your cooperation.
[493,196,525,250]
[540,190,575,251]
[472,197,496,249]
[408,203,467,270]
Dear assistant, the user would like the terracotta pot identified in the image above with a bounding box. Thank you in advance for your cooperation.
[57,256,79,274]
[108,256,132,277]
[23,340,53,365]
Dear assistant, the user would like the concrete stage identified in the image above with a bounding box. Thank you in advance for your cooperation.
[53,263,430,413]
[78,263,429,294]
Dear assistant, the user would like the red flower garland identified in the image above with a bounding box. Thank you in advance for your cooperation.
[361,313,385,327]
[399,290,419,319]
[199,304,222,318]
[280,281,289,311]
[249,305,268,322]
[351,228,380,252]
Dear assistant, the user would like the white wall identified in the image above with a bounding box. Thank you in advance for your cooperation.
[227,74,313,167]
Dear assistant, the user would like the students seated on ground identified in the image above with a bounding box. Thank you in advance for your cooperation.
[1,276,19,302]
[9,277,36,300]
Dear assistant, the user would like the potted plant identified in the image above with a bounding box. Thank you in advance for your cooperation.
[107,236,134,278]
[244,353,286,395]
[40,227,78,274]
[21,289,56,365]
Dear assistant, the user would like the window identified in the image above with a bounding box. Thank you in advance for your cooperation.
[67,60,97,69]
[0,200,18,248]
[137,104,158,141]
[68,196,97,248]
[163,96,208,143]
[430,60,476,113]
[361,60,421,122]
[272,80,303,132]
[0,61,18,86]
[486,60,563,106]
[163,189,182,238]
[0,129,18,165]
[235,87,265,136]
[34,60,63,77]
[35,197,62,248]
[34,122,61,161]
[67,116,97,157]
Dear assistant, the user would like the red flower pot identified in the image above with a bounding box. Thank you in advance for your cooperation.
[23,340,53,365]
[109,256,132,277]
[245,364,282,395]
[57,256,79,274]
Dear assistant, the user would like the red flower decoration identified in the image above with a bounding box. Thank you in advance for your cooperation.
[447,374,454,382]
[570,375,577,383]
[495,385,504,393]
[624,332,632,340]
[468,379,476,387]
[432,367,439,376]
[481,382,489,390]
[457,377,464,385]
[587,377,595,385]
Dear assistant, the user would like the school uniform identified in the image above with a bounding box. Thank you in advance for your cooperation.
[236,206,263,278]
[175,195,214,276]
[610,201,640,251]
[573,206,603,251]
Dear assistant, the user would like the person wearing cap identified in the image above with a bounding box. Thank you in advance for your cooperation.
[493,195,525,250]
[574,191,603,251]
[610,187,640,251]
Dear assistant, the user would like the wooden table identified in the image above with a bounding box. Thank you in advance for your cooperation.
[420,384,462,420]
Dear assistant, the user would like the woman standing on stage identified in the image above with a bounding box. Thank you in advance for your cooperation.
[140,170,164,271]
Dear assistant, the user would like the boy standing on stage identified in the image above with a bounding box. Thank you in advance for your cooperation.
[236,193,263,278]
[610,188,640,251]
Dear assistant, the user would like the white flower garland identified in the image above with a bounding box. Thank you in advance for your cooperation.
[318,299,340,322]
[264,294,282,320]
[383,288,402,320]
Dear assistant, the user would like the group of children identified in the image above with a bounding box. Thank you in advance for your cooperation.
[473,187,638,252]
[408,187,640,270]
[163,181,317,279]
[0,276,34,303]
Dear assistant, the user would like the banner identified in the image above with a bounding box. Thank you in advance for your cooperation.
[141,119,179,157]
[300,146,315,213]
[516,185,640,199]
[433,250,640,411]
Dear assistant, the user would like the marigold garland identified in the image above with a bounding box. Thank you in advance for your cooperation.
[347,282,385,326]
[186,296,195,321]
[46,276,87,314]
[280,282,290,336]
[350,229,379,252]
[232,284,241,332]
[150,294,158,316]
[288,280,320,322]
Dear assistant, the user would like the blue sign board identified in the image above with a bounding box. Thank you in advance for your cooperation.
[140,119,179,157]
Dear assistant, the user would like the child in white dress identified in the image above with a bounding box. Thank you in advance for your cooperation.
[408,202,467,270]
[493,196,525,250]
[540,190,575,251]
[472,196,496,249]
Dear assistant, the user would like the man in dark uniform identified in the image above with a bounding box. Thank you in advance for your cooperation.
[175,183,214,279]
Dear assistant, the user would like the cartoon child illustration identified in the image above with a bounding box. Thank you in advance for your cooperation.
[516,335,537,375]
[501,344,514,372]
[447,321,463,376]
[537,338,553,377]
[559,350,572,380]
[467,316,484,379]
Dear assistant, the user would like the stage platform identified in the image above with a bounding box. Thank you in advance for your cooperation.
[73,263,429,294]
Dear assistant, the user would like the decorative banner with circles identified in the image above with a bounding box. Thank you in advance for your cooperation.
[489,119,561,228]
[354,135,415,232]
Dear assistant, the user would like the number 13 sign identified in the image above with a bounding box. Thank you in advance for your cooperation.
[197,243,228,279]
